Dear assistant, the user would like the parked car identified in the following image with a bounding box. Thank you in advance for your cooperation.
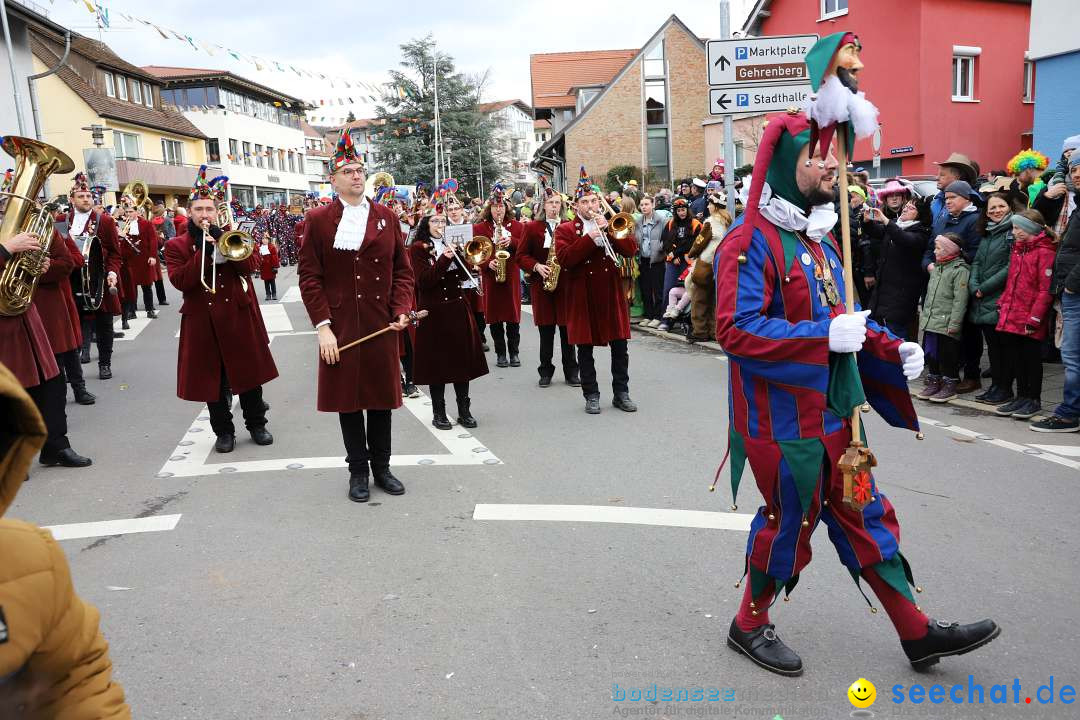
[868,176,939,199]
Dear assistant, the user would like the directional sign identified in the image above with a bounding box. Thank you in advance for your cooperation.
[709,83,812,116]
[707,34,818,87]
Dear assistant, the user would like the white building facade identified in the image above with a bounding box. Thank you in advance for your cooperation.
[481,100,537,186]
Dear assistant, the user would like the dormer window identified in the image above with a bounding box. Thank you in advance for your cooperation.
[143,82,153,108]
[116,74,128,101]
[132,81,142,104]
[105,72,115,97]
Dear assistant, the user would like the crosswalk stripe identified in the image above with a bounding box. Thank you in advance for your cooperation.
[43,514,182,541]
[473,504,754,531]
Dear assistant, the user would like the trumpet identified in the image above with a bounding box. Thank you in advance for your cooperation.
[199,201,255,295]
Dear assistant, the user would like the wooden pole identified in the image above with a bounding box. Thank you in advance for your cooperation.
[337,310,429,354]
[834,122,862,442]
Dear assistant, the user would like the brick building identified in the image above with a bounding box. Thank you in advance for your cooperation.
[531,15,709,193]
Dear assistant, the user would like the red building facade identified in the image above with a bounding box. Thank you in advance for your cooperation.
[743,0,1032,177]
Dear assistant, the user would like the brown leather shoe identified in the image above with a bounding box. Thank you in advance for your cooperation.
[955,378,982,394]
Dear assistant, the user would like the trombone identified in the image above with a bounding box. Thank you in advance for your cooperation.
[200,201,255,294]
[590,193,635,266]
[450,235,493,295]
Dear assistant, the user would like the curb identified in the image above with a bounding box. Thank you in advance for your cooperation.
[631,321,725,353]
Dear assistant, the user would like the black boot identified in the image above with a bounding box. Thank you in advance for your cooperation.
[431,400,452,430]
[348,472,370,503]
[121,315,130,330]
[40,447,93,468]
[80,346,91,364]
[214,434,235,453]
[901,618,1001,671]
[372,467,405,495]
[98,363,112,380]
[250,427,273,445]
[565,368,581,387]
[496,354,509,368]
[146,309,158,319]
[726,619,803,677]
[456,397,477,428]
[73,386,96,405]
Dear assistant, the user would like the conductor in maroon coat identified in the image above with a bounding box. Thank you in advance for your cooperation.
[34,226,95,406]
[0,229,91,467]
[118,202,159,318]
[554,168,639,415]
[409,205,488,430]
[67,175,122,380]
[164,166,278,454]
[518,188,579,388]
[472,184,522,368]
[298,130,416,504]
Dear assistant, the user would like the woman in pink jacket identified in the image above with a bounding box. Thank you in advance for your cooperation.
[994,209,1058,420]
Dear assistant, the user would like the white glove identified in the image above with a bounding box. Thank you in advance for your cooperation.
[828,310,870,353]
[898,342,925,380]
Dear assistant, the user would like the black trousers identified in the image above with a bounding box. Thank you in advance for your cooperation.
[980,325,1007,391]
[155,277,167,303]
[263,279,277,298]
[338,408,392,475]
[537,324,577,378]
[490,321,520,357]
[962,317,983,379]
[638,258,665,320]
[81,311,114,364]
[1000,332,1043,401]
[577,339,629,398]
[429,382,469,404]
[473,311,487,341]
[925,332,961,378]
[140,284,155,312]
[56,349,86,394]
[207,372,267,436]
[26,374,70,456]
[401,333,414,384]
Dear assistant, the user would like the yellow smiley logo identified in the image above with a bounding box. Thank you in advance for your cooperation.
[847,678,877,709]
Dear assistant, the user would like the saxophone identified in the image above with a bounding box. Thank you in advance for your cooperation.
[542,239,560,292]
[0,136,75,316]
[493,225,510,283]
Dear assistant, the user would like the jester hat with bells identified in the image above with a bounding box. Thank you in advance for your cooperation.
[803,31,879,162]
[189,165,228,203]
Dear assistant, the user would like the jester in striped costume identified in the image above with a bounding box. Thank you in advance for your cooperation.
[716,32,1000,677]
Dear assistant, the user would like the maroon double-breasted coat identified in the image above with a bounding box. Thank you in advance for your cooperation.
[298,199,415,413]
[554,218,638,346]
[0,256,58,388]
[408,239,489,385]
[472,219,522,324]
[518,218,570,327]
[164,228,279,402]
[31,230,82,354]
[120,217,158,287]
[258,244,279,280]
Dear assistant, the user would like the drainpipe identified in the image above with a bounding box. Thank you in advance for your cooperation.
[1,0,27,135]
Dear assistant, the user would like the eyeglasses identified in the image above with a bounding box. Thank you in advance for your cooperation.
[336,167,365,178]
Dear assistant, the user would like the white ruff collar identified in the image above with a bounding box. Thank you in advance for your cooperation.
[756,181,837,242]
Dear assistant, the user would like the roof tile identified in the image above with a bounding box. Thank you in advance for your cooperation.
[530,49,638,110]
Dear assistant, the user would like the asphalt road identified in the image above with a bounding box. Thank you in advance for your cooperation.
[9,266,1080,719]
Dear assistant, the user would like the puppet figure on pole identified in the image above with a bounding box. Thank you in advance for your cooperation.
[713,31,1000,677]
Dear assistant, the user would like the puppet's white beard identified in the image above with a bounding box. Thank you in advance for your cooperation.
[805,74,879,140]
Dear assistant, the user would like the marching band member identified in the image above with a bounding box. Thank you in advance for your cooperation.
[519,187,579,387]
[409,204,489,429]
[0,230,92,467]
[473,184,522,368]
[555,167,638,414]
[164,166,278,454]
[258,233,280,301]
[446,193,488,351]
[298,130,416,504]
[68,176,122,379]
[119,200,159,319]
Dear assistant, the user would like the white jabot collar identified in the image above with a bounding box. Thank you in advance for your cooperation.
[756,181,837,242]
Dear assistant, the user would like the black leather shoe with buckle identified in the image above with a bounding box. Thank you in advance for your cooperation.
[348,473,370,503]
[901,618,1001,671]
[727,619,803,676]
[373,468,405,495]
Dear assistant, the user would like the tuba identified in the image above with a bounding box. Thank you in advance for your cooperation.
[122,179,153,216]
[199,200,255,295]
[0,136,75,316]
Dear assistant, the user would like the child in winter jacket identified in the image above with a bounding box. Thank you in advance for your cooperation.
[918,233,970,402]
[993,209,1058,420]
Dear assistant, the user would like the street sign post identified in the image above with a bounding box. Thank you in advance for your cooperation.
[709,83,813,116]
[707,34,818,86]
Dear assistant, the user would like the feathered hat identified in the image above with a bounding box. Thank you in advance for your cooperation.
[329,128,363,173]
[573,166,596,200]
[877,178,913,198]
[69,171,90,196]
[1007,149,1050,176]
[189,164,229,202]
[488,181,506,206]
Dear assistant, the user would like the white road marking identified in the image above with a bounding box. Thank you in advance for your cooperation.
[916,415,1080,471]
[44,514,182,541]
[278,286,302,303]
[114,316,152,342]
[1029,443,1080,457]
[258,303,293,333]
[473,504,754,531]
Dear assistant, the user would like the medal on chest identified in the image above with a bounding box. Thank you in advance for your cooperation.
[800,235,841,308]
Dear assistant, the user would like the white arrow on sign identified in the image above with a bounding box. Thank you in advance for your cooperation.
[709,83,812,116]
[707,34,818,87]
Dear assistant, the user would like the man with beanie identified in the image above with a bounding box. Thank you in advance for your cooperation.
[715,32,998,677]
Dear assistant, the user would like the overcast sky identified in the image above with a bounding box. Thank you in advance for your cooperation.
[39,0,756,125]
